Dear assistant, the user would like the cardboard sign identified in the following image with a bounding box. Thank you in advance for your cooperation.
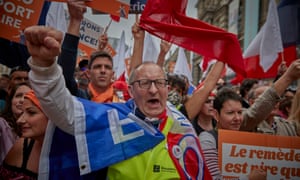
[79,18,104,49]
[77,17,116,63]
[87,0,130,18]
[0,0,44,44]
[219,129,300,180]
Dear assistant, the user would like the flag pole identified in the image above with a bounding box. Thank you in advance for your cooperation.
[135,14,139,22]
[98,18,112,51]
[104,19,112,34]
[280,51,285,63]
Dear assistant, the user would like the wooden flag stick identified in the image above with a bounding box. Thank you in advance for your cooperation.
[104,19,112,34]
[135,14,139,22]
[280,51,285,63]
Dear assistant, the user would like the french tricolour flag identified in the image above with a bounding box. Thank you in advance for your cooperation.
[240,0,298,80]
[243,0,283,74]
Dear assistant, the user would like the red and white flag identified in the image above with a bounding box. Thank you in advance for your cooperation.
[243,0,283,73]
[199,56,216,73]
[110,15,120,22]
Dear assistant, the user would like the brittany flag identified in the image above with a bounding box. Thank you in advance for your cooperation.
[38,99,164,179]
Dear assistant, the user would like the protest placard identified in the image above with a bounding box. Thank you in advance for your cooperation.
[0,0,44,44]
[76,17,116,63]
[219,129,300,179]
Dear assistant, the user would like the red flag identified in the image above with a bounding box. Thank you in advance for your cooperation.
[199,57,216,80]
[244,45,297,79]
[110,14,120,22]
[231,45,297,84]
[243,0,283,73]
[231,0,298,83]
[140,0,246,77]
[116,72,126,82]
[230,74,244,85]
[200,56,215,73]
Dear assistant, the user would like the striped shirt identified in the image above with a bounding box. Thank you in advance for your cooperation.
[199,131,221,180]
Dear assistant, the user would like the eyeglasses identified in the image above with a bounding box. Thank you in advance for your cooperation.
[131,79,168,89]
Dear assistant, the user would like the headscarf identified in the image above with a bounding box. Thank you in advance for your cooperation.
[24,90,42,110]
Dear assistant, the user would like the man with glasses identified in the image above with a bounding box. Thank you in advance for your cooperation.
[130,22,225,125]
[25,26,211,179]
[127,63,169,121]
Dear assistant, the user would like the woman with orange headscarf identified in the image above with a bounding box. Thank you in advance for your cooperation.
[0,90,47,179]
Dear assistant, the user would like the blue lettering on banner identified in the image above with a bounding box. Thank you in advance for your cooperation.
[130,0,147,13]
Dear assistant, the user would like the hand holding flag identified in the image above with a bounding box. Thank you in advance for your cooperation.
[98,33,108,51]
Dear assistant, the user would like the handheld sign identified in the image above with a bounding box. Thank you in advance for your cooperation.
[219,129,300,180]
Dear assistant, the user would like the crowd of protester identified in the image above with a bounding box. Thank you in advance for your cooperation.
[0,1,300,180]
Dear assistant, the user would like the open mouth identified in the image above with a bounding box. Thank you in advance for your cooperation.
[148,99,159,103]
[148,98,160,105]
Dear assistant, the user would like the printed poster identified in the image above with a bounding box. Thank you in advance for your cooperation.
[0,0,44,44]
[219,129,300,180]
[77,17,116,63]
